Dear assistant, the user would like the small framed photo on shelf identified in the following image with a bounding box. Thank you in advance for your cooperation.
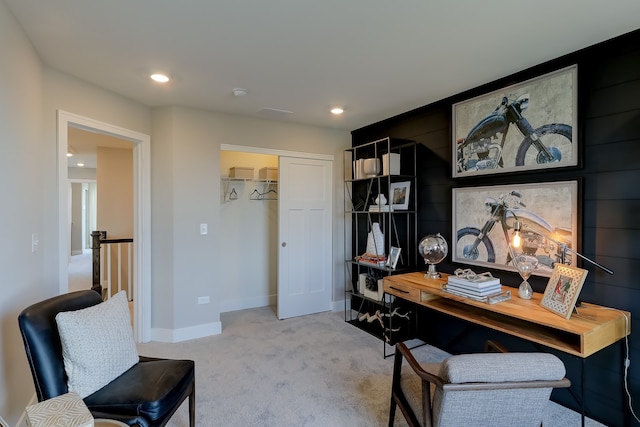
[386,247,402,269]
[540,264,588,319]
[390,181,411,210]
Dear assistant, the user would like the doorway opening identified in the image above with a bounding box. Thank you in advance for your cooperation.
[219,150,278,314]
[68,180,96,292]
[219,144,333,322]
[57,110,151,342]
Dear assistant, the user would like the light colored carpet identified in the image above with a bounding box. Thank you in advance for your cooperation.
[137,306,606,427]
[68,251,92,293]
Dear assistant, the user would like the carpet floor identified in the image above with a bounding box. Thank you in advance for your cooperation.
[137,306,605,427]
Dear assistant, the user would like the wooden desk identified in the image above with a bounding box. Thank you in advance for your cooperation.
[384,272,630,358]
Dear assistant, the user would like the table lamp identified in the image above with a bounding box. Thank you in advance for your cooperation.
[511,221,614,275]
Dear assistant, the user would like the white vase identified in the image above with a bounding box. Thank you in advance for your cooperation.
[363,158,380,177]
[366,222,385,256]
[375,194,387,205]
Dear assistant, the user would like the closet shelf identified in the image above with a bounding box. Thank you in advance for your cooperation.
[221,177,278,183]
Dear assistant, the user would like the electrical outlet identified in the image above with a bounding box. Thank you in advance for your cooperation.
[31,233,39,253]
[200,223,208,235]
[197,296,210,304]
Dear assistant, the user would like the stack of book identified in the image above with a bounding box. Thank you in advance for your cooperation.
[445,274,502,301]
[368,204,393,212]
[355,254,387,267]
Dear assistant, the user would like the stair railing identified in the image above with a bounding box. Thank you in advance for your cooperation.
[91,230,134,300]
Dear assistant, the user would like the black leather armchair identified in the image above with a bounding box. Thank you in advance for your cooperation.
[18,290,195,427]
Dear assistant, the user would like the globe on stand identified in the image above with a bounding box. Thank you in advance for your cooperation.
[514,254,539,299]
[418,234,448,279]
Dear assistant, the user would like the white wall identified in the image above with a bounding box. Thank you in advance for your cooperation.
[150,106,350,337]
[0,1,47,423]
[0,3,349,421]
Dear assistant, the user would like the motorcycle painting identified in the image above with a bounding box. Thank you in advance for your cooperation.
[452,65,577,178]
[452,181,578,277]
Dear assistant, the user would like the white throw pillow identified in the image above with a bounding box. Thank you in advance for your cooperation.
[55,291,139,398]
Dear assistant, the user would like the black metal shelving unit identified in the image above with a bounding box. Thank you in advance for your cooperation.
[343,137,418,357]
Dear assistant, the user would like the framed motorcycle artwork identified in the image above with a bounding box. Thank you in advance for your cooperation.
[452,65,578,178]
[452,180,578,278]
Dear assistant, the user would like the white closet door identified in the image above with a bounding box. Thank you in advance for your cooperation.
[277,156,333,319]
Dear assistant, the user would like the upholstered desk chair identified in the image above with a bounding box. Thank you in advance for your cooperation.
[389,341,571,427]
[18,290,195,427]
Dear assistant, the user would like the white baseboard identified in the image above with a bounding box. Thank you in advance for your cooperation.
[151,321,222,343]
[219,294,276,313]
[149,297,346,343]
[221,296,345,314]
[332,299,347,312]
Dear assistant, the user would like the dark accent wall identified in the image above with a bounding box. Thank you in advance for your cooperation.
[352,29,640,426]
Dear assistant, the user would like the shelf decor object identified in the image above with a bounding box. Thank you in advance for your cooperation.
[418,234,448,279]
[390,181,411,210]
[386,247,402,269]
[382,152,400,175]
[366,222,385,257]
[514,254,539,299]
[359,273,384,301]
[541,264,588,319]
[363,158,381,177]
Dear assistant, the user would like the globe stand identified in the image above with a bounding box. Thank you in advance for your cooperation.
[424,263,441,279]
[419,234,448,280]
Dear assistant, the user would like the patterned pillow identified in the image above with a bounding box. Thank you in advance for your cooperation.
[55,291,139,398]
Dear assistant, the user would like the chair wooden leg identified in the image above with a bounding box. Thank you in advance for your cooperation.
[189,387,195,427]
[389,395,397,427]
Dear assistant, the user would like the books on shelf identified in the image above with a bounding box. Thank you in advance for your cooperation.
[447,274,500,288]
[368,205,393,212]
[355,254,387,267]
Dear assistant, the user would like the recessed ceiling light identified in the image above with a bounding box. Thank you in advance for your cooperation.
[331,107,344,115]
[150,73,170,83]
[233,88,248,97]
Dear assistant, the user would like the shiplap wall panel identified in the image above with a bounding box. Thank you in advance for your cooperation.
[351,29,640,426]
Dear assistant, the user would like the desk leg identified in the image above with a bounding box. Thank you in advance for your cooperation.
[581,358,585,427]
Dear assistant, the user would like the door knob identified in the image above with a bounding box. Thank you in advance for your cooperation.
[281,242,287,247]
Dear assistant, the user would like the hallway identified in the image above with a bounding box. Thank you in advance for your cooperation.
[68,251,92,293]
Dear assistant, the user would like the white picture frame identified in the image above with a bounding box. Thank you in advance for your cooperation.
[540,264,588,319]
[390,181,411,210]
[386,246,402,269]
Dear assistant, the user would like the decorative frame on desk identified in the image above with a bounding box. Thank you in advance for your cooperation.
[452,181,578,277]
[541,264,588,319]
[452,65,577,178]
[390,181,411,210]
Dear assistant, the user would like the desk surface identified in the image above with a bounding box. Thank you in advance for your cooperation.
[384,272,631,358]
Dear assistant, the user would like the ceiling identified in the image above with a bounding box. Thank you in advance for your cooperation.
[6,1,640,131]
